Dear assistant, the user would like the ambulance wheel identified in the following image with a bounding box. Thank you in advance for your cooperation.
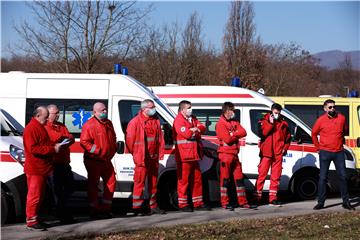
[1,189,9,225]
[294,172,319,200]
[158,173,178,210]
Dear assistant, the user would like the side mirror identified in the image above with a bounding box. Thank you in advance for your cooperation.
[9,144,25,165]
[117,141,125,154]
[357,137,360,148]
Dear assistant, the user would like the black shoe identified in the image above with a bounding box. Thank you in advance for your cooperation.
[194,205,211,211]
[150,207,166,215]
[26,223,47,231]
[269,200,282,207]
[90,212,113,219]
[313,203,324,210]
[133,208,150,216]
[179,206,193,212]
[342,201,355,211]
[224,204,234,211]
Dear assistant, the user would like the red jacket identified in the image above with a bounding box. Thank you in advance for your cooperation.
[80,116,117,162]
[311,113,347,152]
[216,115,247,155]
[173,114,205,162]
[44,121,74,164]
[258,113,291,157]
[23,118,55,176]
[126,112,165,166]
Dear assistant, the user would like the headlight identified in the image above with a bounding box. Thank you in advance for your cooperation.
[9,144,25,166]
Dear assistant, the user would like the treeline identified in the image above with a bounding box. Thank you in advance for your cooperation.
[1,1,359,97]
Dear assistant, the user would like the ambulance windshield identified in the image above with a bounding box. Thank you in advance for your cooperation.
[0,109,24,136]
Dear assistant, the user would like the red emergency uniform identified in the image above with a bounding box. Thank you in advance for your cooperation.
[44,120,75,220]
[126,112,164,210]
[44,121,74,164]
[216,115,248,207]
[23,118,55,227]
[173,113,206,209]
[80,116,117,213]
[255,113,291,202]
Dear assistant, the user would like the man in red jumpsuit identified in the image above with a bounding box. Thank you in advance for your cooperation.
[24,106,61,231]
[254,103,291,206]
[216,102,256,211]
[44,104,75,224]
[173,100,210,212]
[80,102,117,219]
[126,99,165,215]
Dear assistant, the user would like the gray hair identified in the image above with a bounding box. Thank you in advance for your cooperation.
[47,104,58,111]
[141,99,154,109]
[32,106,47,117]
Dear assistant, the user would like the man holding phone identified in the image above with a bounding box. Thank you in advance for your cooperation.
[254,103,291,206]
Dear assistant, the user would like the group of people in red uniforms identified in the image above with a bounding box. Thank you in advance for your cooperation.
[23,98,354,231]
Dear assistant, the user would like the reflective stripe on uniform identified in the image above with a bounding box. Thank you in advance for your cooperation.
[236,187,245,191]
[90,144,97,153]
[133,202,142,207]
[237,192,246,197]
[133,195,142,200]
[175,139,196,144]
[147,137,155,142]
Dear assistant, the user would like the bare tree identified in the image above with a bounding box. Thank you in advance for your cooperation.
[14,1,151,73]
[180,11,207,85]
[264,43,320,96]
[222,0,265,89]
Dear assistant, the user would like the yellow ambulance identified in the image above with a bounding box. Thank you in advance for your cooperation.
[270,96,360,169]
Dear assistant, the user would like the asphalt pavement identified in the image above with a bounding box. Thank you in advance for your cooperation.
[1,197,359,240]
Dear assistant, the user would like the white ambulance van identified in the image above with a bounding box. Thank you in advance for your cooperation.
[151,85,358,201]
[0,71,218,224]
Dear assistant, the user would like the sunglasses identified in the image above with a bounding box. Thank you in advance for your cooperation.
[327,106,335,109]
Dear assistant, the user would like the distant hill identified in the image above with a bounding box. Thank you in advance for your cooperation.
[312,50,360,70]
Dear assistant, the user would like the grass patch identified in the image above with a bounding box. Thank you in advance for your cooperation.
[53,211,360,240]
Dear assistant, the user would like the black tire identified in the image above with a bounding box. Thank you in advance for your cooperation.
[1,189,9,225]
[294,173,319,200]
[158,174,178,210]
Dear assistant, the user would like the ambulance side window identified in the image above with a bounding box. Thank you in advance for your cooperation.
[192,109,240,136]
[26,99,107,138]
[158,115,174,147]
[118,100,173,147]
[118,100,141,134]
[249,109,312,144]
[285,104,350,136]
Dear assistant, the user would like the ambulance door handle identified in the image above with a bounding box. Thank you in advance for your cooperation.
[246,142,258,146]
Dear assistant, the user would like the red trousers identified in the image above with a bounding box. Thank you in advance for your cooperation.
[177,161,203,208]
[84,160,116,213]
[255,155,283,202]
[26,174,47,226]
[132,162,159,209]
[219,153,248,207]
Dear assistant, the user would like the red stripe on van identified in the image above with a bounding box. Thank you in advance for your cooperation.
[70,142,85,153]
[0,151,16,162]
[157,94,253,98]
[345,139,357,148]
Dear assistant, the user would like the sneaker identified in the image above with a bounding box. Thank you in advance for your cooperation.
[223,204,234,211]
[26,223,47,231]
[239,204,257,209]
[313,203,324,210]
[150,207,166,215]
[269,200,282,207]
[179,206,193,212]
[194,205,211,211]
[342,201,355,211]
